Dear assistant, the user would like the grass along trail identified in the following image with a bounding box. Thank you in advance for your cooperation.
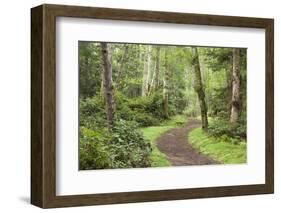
[141,115,247,167]
[140,115,187,167]
[156,119,218,166]
[141,116,219,167]
[189,127,246,164]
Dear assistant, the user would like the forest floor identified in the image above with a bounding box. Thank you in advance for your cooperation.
[156,119,219,166]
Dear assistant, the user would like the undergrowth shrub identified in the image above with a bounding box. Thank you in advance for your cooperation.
[79,120,152,170]
[80,92,168,128]
[111,120,152,168]
[183,105,200,117]
[132,112,160,127]
[79,96,107,129]
[127,91,166,118]
[208,118,246,140]
[79,128,114,170]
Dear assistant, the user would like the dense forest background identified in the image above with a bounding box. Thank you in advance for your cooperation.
[79,42,247,170]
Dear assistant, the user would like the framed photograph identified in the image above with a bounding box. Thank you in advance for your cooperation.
[31,4,274,208]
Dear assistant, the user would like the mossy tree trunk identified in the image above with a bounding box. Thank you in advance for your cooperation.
[191,47,208,129]
[154,46,161,89]
[100,42,116,129]
[230,48,241,123]
[163,48,170,118]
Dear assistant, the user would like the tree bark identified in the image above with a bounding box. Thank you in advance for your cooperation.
[116,44,129,89]
[230,48,241,123]
[191,47,208,129]
[163,48,169,118]
[100,43,115,129]
[148,46,161,95]
[154,46,161,89]
[146,45,152,94]
[142,46,148,96]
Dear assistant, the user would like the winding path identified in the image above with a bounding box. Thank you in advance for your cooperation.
[156,119,218,166]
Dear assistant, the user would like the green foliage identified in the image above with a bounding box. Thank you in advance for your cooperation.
[79,42,103,98]
[159,114,186,126]
[207,87,230,117]
[79,42,248,169]
[207,118,247,140]
[79,128,114,170]
[128,91,165,117]
[200,47,232,71]
[111,120,152,168]
[189,127,247,164]
[114,92,134,120]
[183,104,200,117]
[133,112,160,127]
[79,120,152,170]
[79,96,106,129]
[198,47,247,126]
[79,91,168,127]
[124,91,169,126]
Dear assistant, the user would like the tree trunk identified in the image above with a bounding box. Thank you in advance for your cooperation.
[148,46,161,96]
[227,64,233,116]
[142,46,148,96]
[116,44,129,89]
[230,48,241,123]
[100,43,115,129]
[163,48,169,118]
[148,60,156,95]
[191,47,208,129]
[155,46,161,89]
[146,45,152,94]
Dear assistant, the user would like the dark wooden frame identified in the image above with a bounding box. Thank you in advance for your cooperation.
[31,4,274,208]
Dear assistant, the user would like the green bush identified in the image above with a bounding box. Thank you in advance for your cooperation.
[79,128,114,170]
[170,91,188,114]
[80,96,105,116]
[79,96,107,129]
[132,112,160,127]
[207,88,229,117]
[115,93,161,126]
[183,105,199,117]
[80,91,179,128]
[208,118,246,140]
[79,120,152,170]
[127,91,166,118]
[111,120,152,168]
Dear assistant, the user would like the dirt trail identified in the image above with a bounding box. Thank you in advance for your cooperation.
[156,119,218,166]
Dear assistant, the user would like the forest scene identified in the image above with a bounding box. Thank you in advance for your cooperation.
[79,41,247,170]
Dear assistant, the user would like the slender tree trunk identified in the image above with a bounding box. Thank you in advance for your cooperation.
[163,48,169,118]
[227,64,233,116]
[155,46,161,89]
[138,45,143,96]
[191,47,208,129]
[142,46,148,96]
[142,45,152,96]
[230,48,241,123]
[100,43,115,129]
[148,46,161,95]
[145,45,152,94]
[148,61,156,95]
[116,44,129,89]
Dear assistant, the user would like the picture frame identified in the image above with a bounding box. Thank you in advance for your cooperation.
[31,4,274,208]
